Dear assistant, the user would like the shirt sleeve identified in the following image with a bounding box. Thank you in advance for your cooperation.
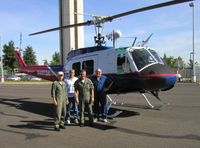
[89,79,94,89]
[64,83,68,98]
[51,81,56,98]
[74,79,79,91]
[65,80,69,89]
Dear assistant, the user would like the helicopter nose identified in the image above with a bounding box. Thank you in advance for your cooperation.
[140,64,177,91]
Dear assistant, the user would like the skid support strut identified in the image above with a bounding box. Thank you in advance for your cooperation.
[141,93,154,108]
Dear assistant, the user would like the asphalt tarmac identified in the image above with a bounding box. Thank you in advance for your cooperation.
[0,83,200,148]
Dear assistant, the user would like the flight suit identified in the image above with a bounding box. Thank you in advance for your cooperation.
[51,81,67,128]
[74,78,94,125]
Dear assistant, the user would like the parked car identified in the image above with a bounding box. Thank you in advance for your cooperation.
[30,77,42,81]
[7,76,21,81]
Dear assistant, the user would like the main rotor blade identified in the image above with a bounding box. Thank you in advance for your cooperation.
[29,21,94,36]
[30,0,193,36]
[105,0,194,22]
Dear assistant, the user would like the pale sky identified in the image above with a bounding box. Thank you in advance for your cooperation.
[0,0,199,65]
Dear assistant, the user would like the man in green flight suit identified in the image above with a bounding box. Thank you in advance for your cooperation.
[74,69,94,127]
[51,71,68,131]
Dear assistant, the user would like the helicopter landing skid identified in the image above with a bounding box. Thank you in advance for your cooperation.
[106,94,118,110]
[140,92,167,110]
[141,93,155,109]
[106,94,122,118]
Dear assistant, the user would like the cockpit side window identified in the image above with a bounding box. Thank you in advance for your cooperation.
[117,53,131,74]
[131,48,156,70]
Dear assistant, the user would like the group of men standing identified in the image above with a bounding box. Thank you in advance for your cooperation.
[51,68,112,131]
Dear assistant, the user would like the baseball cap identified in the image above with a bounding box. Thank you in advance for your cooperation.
[57,71,64,76]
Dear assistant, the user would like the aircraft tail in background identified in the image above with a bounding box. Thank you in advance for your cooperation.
[14,48,63,81]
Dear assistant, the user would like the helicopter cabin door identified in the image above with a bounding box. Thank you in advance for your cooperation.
[67,55,98,76]
[117,53,131,74]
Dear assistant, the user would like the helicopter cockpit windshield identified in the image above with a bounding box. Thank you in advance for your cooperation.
[130,48,157,71]
[148,48,164,64]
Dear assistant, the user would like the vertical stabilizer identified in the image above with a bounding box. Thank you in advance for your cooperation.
[14,48,27,69]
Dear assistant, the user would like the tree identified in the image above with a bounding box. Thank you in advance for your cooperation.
[163,54,176,68]
[23,46,37,65]
[43,59,49,65]
[2,41,17,72]
[188,59,199,68]
[50,51,60,65]
[188,59,193,69]
[163,54,186,69]
[175,56,184,69]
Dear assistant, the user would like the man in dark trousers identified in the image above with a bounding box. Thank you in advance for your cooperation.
[51,71,68,131]
[92,68,113,123]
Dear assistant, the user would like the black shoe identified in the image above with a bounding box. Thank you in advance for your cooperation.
[79,123,84,127]
[90,123,94,127]
[54,127,60,131]
[60,125,65,129]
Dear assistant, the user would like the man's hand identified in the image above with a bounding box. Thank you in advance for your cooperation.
[90,97,94,104]
[53,98,58,106]
[66,98,69,105]
[75,98,79,104]
[74,91,79,104]
[91,98,94,103]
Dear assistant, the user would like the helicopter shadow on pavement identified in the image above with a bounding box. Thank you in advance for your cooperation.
[83,107,140,130]
[0,97,54,131]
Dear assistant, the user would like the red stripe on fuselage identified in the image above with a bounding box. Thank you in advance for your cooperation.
[140,73,177,78]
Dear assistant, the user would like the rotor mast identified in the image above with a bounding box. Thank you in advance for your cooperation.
[93,16,106,46]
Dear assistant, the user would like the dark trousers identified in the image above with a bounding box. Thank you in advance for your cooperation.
[94,92,107,119]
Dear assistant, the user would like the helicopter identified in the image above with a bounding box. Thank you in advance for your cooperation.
[14,0,193,109]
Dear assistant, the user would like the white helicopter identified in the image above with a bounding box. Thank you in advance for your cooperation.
[14,0,193,110]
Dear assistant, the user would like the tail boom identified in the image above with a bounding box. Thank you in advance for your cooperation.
[14,49,63,81]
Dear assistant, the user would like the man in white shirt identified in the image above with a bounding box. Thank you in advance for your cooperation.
[65,69,78,124]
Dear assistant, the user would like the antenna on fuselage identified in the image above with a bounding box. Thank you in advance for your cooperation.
[106,30,122,48]
[132,37,137,47]
[140,33,153,47]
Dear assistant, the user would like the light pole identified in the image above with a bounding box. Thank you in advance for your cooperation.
[0,36,4,83]
[189,2,196,82]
